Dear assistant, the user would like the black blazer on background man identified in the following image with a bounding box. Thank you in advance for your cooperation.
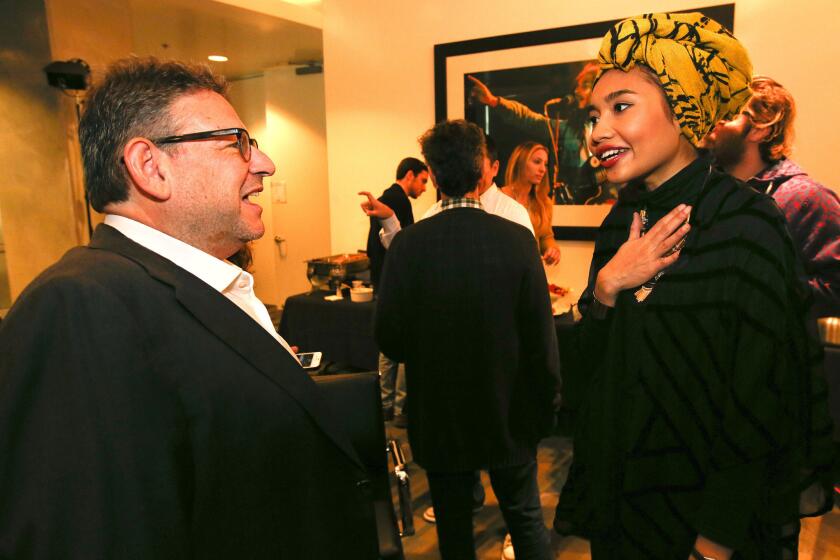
[367,183,414,288]
[375,207,561,473]
[0,225,379,559]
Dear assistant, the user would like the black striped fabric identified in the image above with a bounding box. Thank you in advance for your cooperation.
[556,157,837,559]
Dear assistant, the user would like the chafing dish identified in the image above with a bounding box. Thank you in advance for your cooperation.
[306,253,370,291]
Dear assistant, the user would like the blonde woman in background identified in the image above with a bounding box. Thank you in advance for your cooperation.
[501,141,560,264]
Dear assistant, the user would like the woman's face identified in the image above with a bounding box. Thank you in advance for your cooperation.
[587,67,694,189]
[523,148,548,186]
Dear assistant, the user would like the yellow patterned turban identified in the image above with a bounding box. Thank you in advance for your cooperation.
[597,12,753,146]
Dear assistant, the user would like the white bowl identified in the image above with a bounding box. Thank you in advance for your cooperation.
[350,287,373,302]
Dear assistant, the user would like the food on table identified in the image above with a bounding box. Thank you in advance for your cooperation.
[548,283,569,297]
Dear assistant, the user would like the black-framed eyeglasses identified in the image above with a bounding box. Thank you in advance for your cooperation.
[153,128,258,161]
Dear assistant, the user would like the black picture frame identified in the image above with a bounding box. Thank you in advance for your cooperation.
[433,4,735,240]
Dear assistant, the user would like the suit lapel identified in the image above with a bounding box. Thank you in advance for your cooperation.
[89,225,364,469]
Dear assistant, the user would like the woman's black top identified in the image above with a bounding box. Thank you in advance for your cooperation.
[556,156,837,559]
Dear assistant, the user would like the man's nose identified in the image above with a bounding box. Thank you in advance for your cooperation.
[250,146,276,177]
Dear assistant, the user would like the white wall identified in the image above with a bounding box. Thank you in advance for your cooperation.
[0,0,122,303]
[264,66,332,302]
[230,66,332,306]
[228,75,279,305]
[322,0,840,296]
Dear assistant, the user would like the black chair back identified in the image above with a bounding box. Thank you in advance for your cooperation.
[313,372,405,560]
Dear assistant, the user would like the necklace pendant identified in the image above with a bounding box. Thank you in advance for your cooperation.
[634,285,654,302]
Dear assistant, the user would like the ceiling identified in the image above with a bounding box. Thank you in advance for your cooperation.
[129,0,323,79]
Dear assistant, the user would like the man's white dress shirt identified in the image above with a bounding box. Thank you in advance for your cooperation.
[104,214,299,362]
[378,184,535,249]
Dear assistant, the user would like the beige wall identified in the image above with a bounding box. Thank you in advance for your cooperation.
[0,0,133,303]
[45,0,135,238]
[46,0,133,77]
[264,66,332,303]
[0,0,95,302]
[230,67,332,306]
[322,0,840,297]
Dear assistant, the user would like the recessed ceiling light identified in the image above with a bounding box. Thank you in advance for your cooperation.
[208,55,228,62]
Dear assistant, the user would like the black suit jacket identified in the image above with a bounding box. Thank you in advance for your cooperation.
[0,225,378,559]
[375,207,561,472]
[367,184,413,288]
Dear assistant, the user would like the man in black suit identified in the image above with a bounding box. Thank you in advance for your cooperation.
[364,157,428,425]
[0,58,378,559]
[375,120,560,560]
[365,157,429,289]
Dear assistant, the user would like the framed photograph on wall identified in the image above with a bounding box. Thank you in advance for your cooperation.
[434,4,735,240]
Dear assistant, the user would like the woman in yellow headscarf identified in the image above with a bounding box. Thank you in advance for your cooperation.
[553,12,837,559]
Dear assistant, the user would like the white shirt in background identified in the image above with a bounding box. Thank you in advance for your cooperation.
[104,214,299,362]
[378,183,535,249]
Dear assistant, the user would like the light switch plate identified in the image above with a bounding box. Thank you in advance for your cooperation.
[271,180,287,203]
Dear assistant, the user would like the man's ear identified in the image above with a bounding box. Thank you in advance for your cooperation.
[122,138,172,201]
[490,160,500,177]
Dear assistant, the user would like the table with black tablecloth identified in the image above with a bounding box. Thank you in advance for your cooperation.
[280,292,577,372]
[279,290,379,371]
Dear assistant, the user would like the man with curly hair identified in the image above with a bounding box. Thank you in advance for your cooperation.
[375,119,560,560]
[705,76,840,317]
